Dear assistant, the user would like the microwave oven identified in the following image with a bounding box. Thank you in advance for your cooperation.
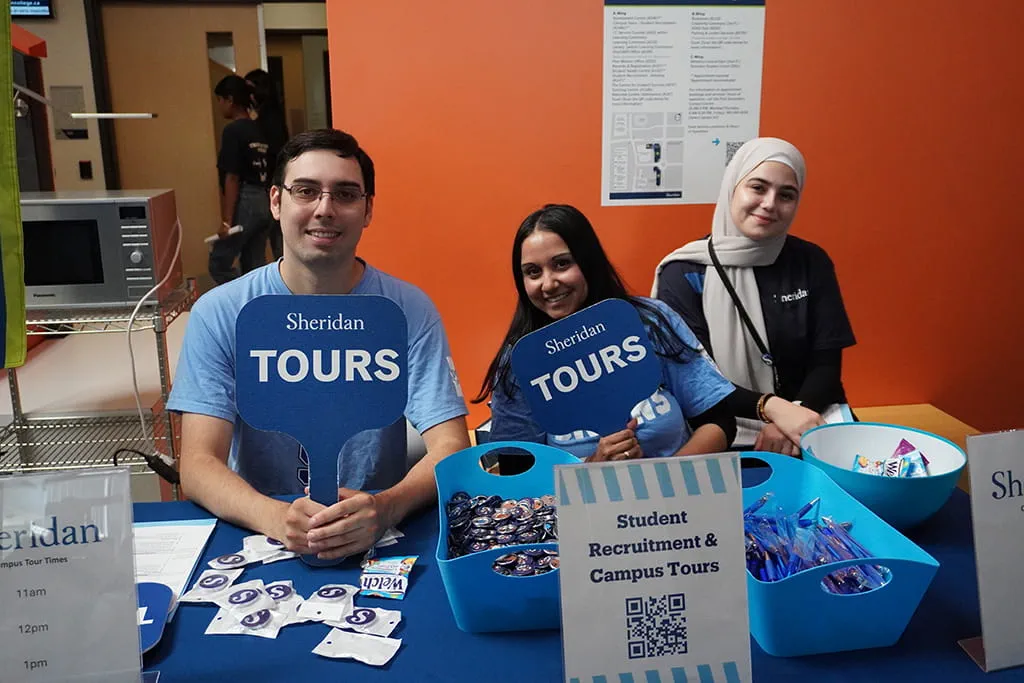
[20,189,183,310]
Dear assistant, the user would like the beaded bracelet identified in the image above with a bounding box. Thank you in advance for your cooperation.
[756,393,776,422]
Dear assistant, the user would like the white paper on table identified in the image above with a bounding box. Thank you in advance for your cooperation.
[205,608,242,636]
[133,518,217,619]
[375,527,404,547]
[312,629,402,665]
[262,549,299,564]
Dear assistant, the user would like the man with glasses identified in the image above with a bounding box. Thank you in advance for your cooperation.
[168,129,470,560]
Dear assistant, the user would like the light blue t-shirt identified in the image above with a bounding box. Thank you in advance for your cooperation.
[167,260,468,496]
[489,298,734,459]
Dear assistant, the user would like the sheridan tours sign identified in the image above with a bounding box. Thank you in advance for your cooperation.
[0,469,141,682]
[235,295,408,565]
[509,298,662,437]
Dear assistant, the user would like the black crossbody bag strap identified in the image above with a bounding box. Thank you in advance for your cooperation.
[707,238,780,393]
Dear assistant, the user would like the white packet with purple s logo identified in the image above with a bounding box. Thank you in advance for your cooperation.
[205,607,288,639]
[264,579,307,625]
[214,579,275,619]
[208,549,263,570]
[295,584,357,623]
[324,606,402,637]
[179,568,245,604]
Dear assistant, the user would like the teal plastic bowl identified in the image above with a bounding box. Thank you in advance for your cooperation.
[801,422,966,530]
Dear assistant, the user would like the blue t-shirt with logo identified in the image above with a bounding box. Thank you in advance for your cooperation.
[167,260,468,495]
[489,298,735,459]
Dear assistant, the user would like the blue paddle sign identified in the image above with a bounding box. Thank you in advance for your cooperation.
[235,295,408,562]
[137,582,173,653]
[509,299,661,437]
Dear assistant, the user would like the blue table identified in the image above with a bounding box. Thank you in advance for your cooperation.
[139,489,1023,681]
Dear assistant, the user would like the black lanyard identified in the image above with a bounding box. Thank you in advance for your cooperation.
[707,238,781,393]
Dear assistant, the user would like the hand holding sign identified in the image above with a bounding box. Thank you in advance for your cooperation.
[591,417,644,462]
[510,299,661,443]
[235,295,408,566]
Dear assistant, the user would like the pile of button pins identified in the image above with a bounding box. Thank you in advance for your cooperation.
[492,548,560,577]
[445,492,559,571]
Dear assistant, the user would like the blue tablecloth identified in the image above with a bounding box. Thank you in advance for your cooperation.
[138,488,1024,681]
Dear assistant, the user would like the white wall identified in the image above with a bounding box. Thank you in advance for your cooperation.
[14,0,106,190]
[301,34,328,129]
[207,35,237,73]
[262,2,326,31]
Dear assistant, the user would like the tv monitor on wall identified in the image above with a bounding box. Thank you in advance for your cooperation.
[11,1,55,18]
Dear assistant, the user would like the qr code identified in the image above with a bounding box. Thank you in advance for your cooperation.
[625,594,687,659]
[725,141,746,166]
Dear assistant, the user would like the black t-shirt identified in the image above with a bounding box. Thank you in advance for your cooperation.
[255,104,288,182]
[218,118,270,189]
[657,235,856,402]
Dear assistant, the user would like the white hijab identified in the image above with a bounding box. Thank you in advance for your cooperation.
[651,137,806,395]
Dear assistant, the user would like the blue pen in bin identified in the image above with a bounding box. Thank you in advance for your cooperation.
[435,441,581,633]
[741,452,939,658]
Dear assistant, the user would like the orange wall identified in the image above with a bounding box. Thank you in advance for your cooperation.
[327,0,1024,433]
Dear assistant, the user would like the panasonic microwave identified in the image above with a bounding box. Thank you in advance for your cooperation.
[19,189,183,310]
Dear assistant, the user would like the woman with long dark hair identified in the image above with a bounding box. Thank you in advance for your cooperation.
[476,204,736,462]
[245,69,289,260]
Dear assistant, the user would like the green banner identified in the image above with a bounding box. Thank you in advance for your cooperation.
[1,4,27,369]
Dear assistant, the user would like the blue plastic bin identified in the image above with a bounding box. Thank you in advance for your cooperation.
[801,422,967,529]
[741,452,939,657]
[435,441,580,633]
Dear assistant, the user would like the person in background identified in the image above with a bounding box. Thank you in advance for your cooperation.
[652,137,856,456]
[245,69,289,260]
[475,204,736,465]
[169,129,470,560]
[209,74,272,284]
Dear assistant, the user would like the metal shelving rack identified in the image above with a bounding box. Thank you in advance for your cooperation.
[0,281,196,498]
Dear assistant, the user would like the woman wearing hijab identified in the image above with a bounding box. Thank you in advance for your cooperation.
[652,138,855,456]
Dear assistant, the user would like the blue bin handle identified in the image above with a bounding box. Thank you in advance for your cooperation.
[758,555,929,597]
[739,451,813,490]
[434,441,582,502]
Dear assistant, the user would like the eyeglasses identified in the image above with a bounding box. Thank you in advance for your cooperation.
[280,183,367,205]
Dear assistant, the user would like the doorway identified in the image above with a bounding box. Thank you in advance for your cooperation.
[265,30,331,135]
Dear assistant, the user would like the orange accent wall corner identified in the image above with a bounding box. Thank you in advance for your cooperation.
[327,0,1024,433]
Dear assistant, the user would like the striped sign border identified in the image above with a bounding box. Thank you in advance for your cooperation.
[558,455,739,507]
[569,660,743,683]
